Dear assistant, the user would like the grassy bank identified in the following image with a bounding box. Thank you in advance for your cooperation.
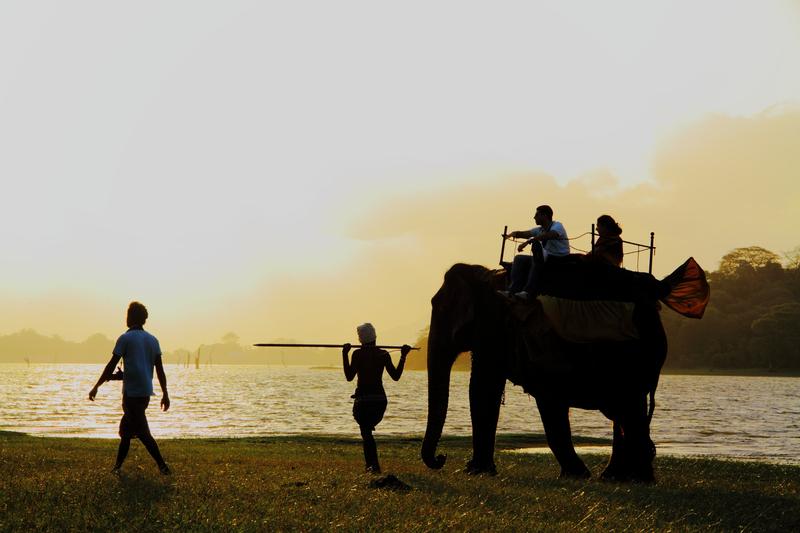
[1,431,798,532]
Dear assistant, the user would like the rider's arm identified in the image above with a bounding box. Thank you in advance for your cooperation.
[533,229,560,241]
[508,229,534,239]
[539,221,567,241]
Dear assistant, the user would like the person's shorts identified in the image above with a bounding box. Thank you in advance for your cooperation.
[119,395,151,439]
[353,393,387,431]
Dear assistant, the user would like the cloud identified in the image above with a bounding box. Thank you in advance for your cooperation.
[366,108,800,267]
[298,109,800,348]
[3,110,799,352]
[639,109,800,269]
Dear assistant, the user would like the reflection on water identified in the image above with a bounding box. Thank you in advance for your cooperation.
[1,364,798,464]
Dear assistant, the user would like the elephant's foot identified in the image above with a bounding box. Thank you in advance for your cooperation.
[558,465,591,480]
[602,452,656,483]
[464,458,497,476]
[628,462,656,484]
[600,451,631,482]
[600,463,656,483]
[600,461,630,482]
[627,439,657,483]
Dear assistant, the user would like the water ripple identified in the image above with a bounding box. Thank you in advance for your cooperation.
[1,364,798,464]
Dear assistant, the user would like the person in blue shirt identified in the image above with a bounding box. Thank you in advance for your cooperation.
[89,301,170,475]
[504,204,570,299]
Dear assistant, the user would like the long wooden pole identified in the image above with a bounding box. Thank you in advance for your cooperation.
[253,343,420,350]
[499,225,508,265]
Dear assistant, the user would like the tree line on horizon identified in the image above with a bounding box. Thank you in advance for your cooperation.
[0,330,249,365]
[661,246,800,371]
[3,246,798,372]
[0,329,351,367]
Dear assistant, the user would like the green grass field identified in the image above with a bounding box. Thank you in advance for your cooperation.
[1,431,798,532]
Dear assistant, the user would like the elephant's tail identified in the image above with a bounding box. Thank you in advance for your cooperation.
[646,388,658,461]
[647,389,656,423]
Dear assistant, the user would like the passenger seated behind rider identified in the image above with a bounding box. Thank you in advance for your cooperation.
[586,214,623,267]
[504,204,569,300]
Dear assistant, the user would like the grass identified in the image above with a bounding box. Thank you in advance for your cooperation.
[1,431,798,532]
[662,368,800,377]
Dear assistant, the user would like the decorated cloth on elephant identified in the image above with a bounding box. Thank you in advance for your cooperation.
[538,295,639,342]
[535,255,709,319]
[659,257,710,318]
[538,258,669,302]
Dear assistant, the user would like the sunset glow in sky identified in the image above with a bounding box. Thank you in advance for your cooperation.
[1,1,799,350]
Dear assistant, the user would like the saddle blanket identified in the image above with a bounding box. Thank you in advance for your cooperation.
[538,295,639,343]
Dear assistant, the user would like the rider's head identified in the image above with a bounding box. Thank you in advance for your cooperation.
[534,205,554,226]
[597,214,622,237]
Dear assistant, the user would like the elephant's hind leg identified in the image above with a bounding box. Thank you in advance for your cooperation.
[536,399,591,479]
[600,422,630,481]
[614,397,656,483]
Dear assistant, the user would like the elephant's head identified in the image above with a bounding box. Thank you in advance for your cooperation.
[422,263,498,469]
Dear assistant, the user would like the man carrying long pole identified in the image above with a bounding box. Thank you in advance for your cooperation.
[342,323,411,474]
[255,333,415,473]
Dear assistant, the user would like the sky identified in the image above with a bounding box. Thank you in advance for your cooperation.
[1,1,799,352]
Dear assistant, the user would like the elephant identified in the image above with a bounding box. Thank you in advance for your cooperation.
[420,262,676,482]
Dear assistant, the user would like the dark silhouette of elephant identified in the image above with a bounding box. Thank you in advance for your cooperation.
[420,262,673,482]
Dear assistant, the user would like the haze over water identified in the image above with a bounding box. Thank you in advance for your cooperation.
[2,364,798,465]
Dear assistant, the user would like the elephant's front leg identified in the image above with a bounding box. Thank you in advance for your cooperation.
[536,398,591,479]
[467,356,505,475]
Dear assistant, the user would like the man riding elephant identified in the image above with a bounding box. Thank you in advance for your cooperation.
[504,205,570,300]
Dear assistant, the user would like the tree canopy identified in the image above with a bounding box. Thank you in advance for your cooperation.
[662,245,800,371]
[717,246,782,276]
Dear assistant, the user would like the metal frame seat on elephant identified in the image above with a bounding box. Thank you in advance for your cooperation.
[420,261,705,483]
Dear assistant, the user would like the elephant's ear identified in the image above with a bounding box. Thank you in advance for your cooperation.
[433,271,476,345]
[450,281,476,345]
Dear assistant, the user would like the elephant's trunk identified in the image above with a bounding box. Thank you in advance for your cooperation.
[421,334,454,469]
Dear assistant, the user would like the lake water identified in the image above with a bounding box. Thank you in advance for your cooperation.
[1,364,798,465]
